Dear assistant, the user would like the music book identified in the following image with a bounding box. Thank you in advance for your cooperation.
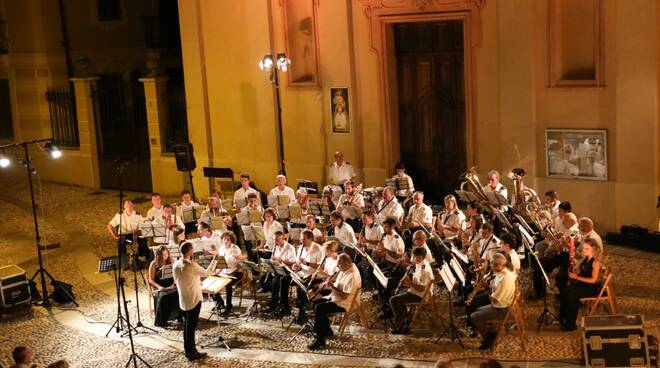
[201,276,231,294]
[210,216,227,232]
[161,264,173,280]
[289,203,302,219]
[234,197,247,210]
[385,178,396,190]
[236,211,251,226]
[439,264,457,291]
[249,210,263,223]
[451,246,469,264]
[242,225,266,242]
[395,177,410,190]
[139,221,154,238]
[372,265,389,288]
[449,257,466,286]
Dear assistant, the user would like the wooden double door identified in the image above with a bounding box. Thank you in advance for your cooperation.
[395,20,467,203]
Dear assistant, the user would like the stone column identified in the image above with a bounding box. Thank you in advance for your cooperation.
[70,77,100,188]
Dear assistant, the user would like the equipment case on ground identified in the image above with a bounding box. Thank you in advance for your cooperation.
[582,314,651,367]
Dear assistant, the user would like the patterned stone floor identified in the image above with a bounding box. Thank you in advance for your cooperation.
[0,172,658,367]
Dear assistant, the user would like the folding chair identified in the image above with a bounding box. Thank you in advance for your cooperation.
[334,289,369,336]
[580,268,617,316]
[406,282,440,331]
[488,287,528,352]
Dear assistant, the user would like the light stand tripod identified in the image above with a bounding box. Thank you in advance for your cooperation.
[0,139,78,308]
[122,244,157,337]
[106,160,135,337]
[119,274,152,368]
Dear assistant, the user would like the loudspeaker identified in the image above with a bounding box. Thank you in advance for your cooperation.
[51,280,76,304]
[173,142,196,172]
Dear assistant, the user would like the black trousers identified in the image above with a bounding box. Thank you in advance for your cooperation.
[182,302,202,358]
[375,262,404,313]
[345,217,362,233]
[313,299,346,340]
[270,274,292,309]
[533,251,569,297]
[295,278,322,314]
[559,282,599,328]
[390,292,421,328]
[213,271,244,310]
[183,222,197,237]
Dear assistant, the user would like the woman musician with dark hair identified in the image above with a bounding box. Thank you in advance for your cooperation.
[148,245,181,327]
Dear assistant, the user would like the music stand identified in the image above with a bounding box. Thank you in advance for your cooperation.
[435,264,464,347]
[241,225,266,242]
[236,211,251,226]
[200,276,232,352]
[276,205,290,220]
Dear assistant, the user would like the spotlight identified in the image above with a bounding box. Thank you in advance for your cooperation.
[259,54,273,71]
[0,154,9,168]
[45,142,62,159]
[276,53,291,72]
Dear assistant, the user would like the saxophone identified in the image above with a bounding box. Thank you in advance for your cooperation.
[466,270,495,305]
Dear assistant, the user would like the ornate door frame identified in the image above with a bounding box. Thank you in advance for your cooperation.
[358,0,486,172]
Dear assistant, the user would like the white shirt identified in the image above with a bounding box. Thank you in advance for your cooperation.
[196,232,223,254]
[218,243,242,271]
[332,221,357,247]
[412,244,435,264]
[198,208,227,230]
[438,209,466,239]
[329,161,355,186]
[331,264,361,310]
[391,174,415,197]
[406,203,433,227]
[382,232,405,263]
[362,223,384,251]
[376,198,404,224]
[579,229,603,254]
[478,234,500,262]
[306,226,323,242]
[269,186,296,204]
[546,201,560,220]
[554,215,579,236]
[338,192,365,219]
[240,205,264,225]
[147,206,163,220]
[483,182,509,210]
[410,260,434,299]
[490,267,516,308]
[263,220,284,250]
[323,256,339,276]
[177,201,200,224]
[233,186,260,208]
[172,257,217,311]
[272,242,297,264]
[153,215,185,244]
[109,211,143,235]
[298,242,324,278]
[506,248,521,273]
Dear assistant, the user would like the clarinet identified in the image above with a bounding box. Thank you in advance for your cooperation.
[394,263,416,295]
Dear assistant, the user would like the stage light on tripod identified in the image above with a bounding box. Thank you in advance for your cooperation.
[0,153,9,168]
[45,143,62,159]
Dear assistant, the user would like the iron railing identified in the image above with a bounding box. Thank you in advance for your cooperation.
[45,86,79,147]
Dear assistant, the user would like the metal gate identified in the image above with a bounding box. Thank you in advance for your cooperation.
[92,73,152,192]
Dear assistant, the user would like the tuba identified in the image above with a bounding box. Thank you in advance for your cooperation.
[459,167,513,229]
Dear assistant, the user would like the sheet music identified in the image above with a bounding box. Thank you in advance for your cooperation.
[201,276,231,294]
[236,211,251,225]
[449,257,466,286]
[191,239,217,254]
[248,210,263,223]
[234,197,247,210]
[210,217,227,232]
[385,178,396,190]
[451,246,469,264]
[242,225,266,242]
[278,195,291,206]
[372,266,389,288]
[276,205,290,220]
[395,177,410,190]
[140,220,154,238]
[161,264,173,279]
[439,265,456,291]
[289,203,302,219]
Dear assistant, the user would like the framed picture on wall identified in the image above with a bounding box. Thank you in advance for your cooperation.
[282,0,321,87]
[545,129,607,181]
[330,87,350,134]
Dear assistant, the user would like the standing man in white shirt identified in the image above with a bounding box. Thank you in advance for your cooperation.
[172,241,218,361]
[389,247,434,334]
[146,192,164,220]
[469,252,516,350]
[269,175,297,204]
[107,199,144,270]
[177,190,199,237]
[307,253,361,350]
[391,162,415,201]
[233,173,260,210]
[328,151,356,187]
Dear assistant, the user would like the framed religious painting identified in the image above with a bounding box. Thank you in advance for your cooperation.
[330,87,350,134]
[281,0,321,87]
[545,129,607,181]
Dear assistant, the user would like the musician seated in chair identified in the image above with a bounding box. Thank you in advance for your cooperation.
[240,192,264,262]
[269,174,297,204]
[372,217,405,314]
[436,195,466,246]
[304,214,324,244]
[499,233,521,274]
[153,204,185,246]
[531,202,578,300]
[264,231,297,317]
[307,253,361,350]
[233,173,261,210]
[197,222,222,254]
[389,247,434,334]
[213,232,245,316]
[198,197,231,232]
[179,190,199,237]
[337,180,365,233]
[148,245,182,327]
[328,210,357,248]
[375,187,404,225]
[469,252,516,350]
[356,211,383,289]
[291,230,324,325]
[558,238,602,331]
[107,199,144,270]
[403,191,433,246]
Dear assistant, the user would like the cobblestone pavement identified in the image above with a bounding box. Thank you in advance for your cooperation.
[0,174,659,367]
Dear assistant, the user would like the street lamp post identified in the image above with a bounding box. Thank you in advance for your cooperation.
[259,53,291,176]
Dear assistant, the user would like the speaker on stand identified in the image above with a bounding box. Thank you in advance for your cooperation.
[173,142,197,201]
